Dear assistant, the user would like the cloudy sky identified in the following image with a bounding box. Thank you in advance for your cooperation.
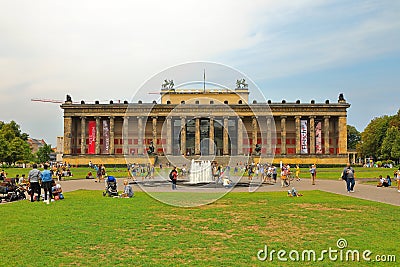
[1,0,399,145]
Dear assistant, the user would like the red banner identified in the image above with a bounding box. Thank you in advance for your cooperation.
[88,121,96,154]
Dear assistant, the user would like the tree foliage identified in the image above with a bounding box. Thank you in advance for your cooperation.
[358,109,400,161]
[36,144,52,163]
[381,126,400,160]
[347,125,361,149]
[0,120,32,165]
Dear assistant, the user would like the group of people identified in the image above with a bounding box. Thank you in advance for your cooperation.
[95,164,106,183]
[377,175,392,188]
[103,175,134,198]
[28,164,64,203]
[342,164,400,193]
[0,170,27,185]
[127,163,155,180]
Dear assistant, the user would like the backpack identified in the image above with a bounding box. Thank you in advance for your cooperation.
[342,170,347,180]
[169,170,174,180]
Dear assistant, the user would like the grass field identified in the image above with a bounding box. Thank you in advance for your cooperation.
[1,190,399,266]
[1,166,398,182]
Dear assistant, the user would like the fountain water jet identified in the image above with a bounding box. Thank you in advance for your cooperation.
[189,159,213,184]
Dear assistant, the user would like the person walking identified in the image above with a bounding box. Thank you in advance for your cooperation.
[272,166,277,183]
[170,166,178,190]
[295,164,301,181]
[41,164,53,203]
[309,164,316,185]
[28,164,41,202]
[96,164,102,183]
[397,168,400,193]
[343,163,355,193]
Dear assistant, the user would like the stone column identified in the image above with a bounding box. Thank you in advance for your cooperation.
[138,116,143,155]
[95,117,101,154]
[63,116,72,155]
[209,117,215,155]
[166,117,172,155]
[266,117,272,154]
[223,116,229,155]
[295,116,301,154]
[252,116,258,154]
[180,116,186,155]
[309,116,315,154]
[152,116,157,154]
[195,117,201,155]
[324,116,330,154]
[109,116,115,155]
[123,116,129,155]
[338,116,347,154]
[80,117,86,155]
[237,117,243,155]
[280,116,287,155]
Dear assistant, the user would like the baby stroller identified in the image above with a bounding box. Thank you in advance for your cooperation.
[103,176,118,197]
[0,183,26,202]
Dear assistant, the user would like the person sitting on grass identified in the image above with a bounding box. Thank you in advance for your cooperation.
[287,187,303,197]
[120,179,134,198]
[18,174,26,185]
[377,175,389,187]
[86,171,94,179]
[52,182,64,200]
[386,175,392,187]
[223,177,233,188]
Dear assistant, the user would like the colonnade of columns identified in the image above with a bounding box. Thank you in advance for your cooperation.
[63,114,347,156]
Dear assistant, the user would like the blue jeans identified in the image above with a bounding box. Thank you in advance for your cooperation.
[346,178,355,192]
[172,180,177,190]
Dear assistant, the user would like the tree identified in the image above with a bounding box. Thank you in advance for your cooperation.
[6,137,32,165]
[357,116,390,159]
[381,126,400,161]
[347,125,361,149]
[0,120,33,165]
[391,133,400,161]
[36,144,53,163]
[0,120,28,140]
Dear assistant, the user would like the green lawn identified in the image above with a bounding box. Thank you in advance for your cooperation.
[1,190,399,266]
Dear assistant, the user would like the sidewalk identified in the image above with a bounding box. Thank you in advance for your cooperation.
[59,177,400,206]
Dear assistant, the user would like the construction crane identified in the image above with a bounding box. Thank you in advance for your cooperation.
[31,98,65,104]
[31,98,127,104]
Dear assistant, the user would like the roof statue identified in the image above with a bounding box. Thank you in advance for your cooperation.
[65,94,72,103]
[236,78,248,89]
[338,93,346,103]
[161,79,174,89]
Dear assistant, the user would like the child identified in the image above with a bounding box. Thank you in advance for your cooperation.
[120,179,134,198]
[288,187,303,197]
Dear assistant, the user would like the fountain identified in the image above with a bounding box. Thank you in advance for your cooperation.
[188,159,213,184]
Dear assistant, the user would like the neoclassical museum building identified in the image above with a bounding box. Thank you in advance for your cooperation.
[61,86,350,166]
